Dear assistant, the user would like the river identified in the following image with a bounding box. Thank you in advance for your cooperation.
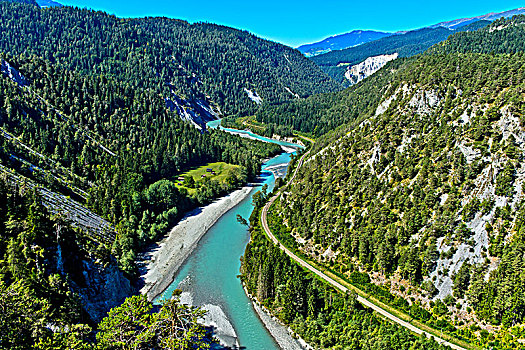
[155,120,301,349]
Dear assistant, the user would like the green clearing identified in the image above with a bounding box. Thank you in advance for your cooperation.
[237,115,266,130]
[174,162,242,194]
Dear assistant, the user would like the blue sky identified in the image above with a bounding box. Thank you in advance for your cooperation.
[58,0,524,47]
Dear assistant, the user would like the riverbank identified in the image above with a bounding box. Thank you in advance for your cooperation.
[271,134,306,148]
[139,185,254,301]
[143,133,302,348]
[244,285,310,350]
[223,128,288,147]
[263,162,290,180]
[215,117,309,149]
[216,126,302,151]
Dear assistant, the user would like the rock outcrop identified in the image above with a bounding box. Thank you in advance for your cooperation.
[73,257,132,322]
[344,53,398,85]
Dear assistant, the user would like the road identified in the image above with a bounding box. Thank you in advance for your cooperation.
[261,151,466,350]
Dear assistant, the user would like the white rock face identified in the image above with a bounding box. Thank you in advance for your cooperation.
[458,142,482,164]
[375,93,397,116]
[498,106,525,143]
[0,59,27,87]
[489,24,509,32]
[78,257,133,322]
[408,89,441,115]
[345,53,398,85]
[285,86,300,99]
[244,88,263,105]
[167,95,202,130]
[166,93,220,130]
[367,143,381,174]
[428,113,525,300]
[397,134,418,154]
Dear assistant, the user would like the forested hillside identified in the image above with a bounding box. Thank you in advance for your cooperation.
[254,17,519,137]
[0,52,283,278]
[245,16,525,348]
[0,1,340,121]
[429,15,525,55]
[254,58,397,136]
[310,21,491,85]
[0,51,274,346]
[0,2,296,347]
[0,176,215,349]
[242,208,448,349]
[5,0,525,348]
[278,54,525,346]
[311,27,454,84]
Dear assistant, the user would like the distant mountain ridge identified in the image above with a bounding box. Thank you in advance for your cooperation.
[310,8,524,85]
[429,7,525,29]
[300,7,525,57]
[0,0,37,4]
[298,30,391,57]
[36,0,62,7]
[312,27,454,85]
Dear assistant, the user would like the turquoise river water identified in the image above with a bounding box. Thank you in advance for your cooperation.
[156,120,300,349]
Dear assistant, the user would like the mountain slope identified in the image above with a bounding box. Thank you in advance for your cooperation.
[298,30,392,57]
[312,27,454,84]
[0,51,283,277]
[271,52,525,347]
[326,19,489,87]
[429,14,525,55]
[36,0,62,7]
[300,7,524,61]
[0,2,296,346]
[429,7,525,29]
[0,2,341,122]
[253,17,525,347]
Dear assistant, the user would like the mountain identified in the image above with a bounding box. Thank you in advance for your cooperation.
[0,0,37,4]
[312,21,491,86]
[36,0,62,7]
[297,30,392,57]
[335,21,489,86]
[429,7,525,29]
[312,27,454,85]
[0,2,341,127]
[0,2,293,342]
[246,15,525,348]
[307,8,522,86]
[300,7,524,59]
[429,14,525,55]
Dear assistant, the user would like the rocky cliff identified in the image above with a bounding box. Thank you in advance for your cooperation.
[344,53,398,85]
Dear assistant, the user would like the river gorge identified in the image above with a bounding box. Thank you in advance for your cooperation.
[148,120,304,349]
